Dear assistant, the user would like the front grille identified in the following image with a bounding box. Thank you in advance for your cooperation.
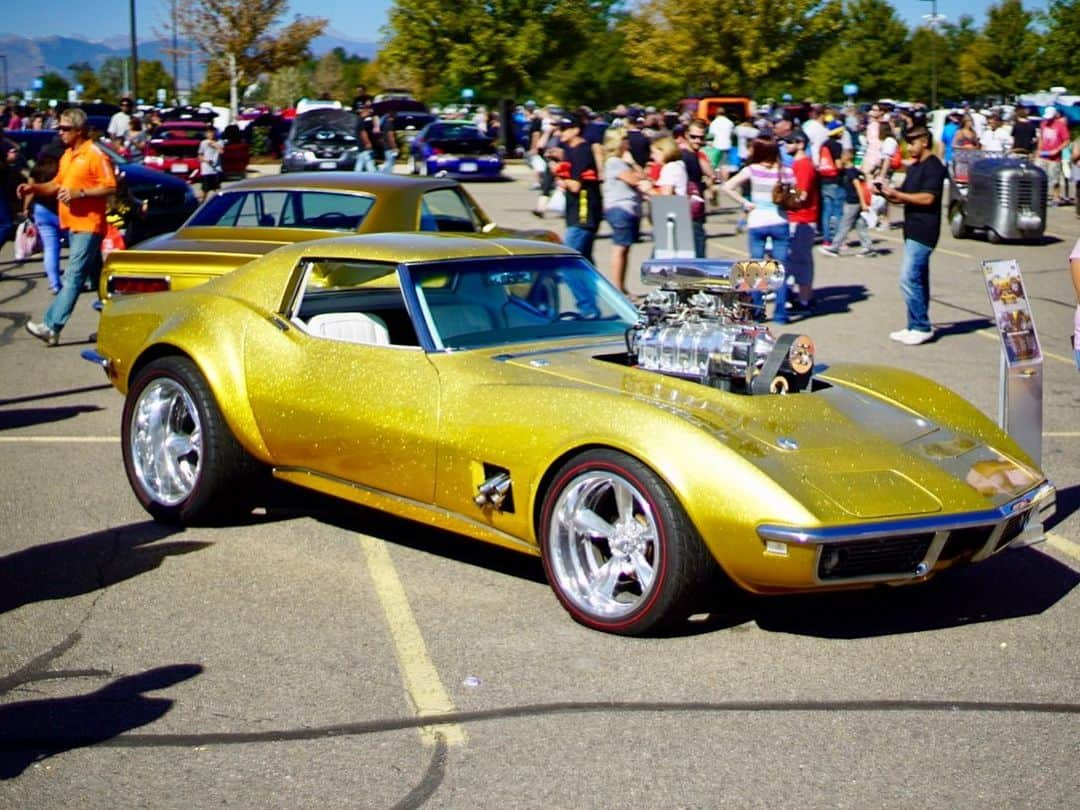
[817,534,934,580]
[939,526,993,561]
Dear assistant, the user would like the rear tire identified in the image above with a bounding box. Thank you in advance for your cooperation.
[986,228,1002,244]
[540,449,712,636]
[122,356,259,525]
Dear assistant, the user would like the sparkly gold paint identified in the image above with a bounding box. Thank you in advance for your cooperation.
[96,233,1051,596]
[101,172,558,297]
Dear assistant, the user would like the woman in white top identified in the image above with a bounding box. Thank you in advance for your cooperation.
[721,136,794,323]
[649,136,688,195]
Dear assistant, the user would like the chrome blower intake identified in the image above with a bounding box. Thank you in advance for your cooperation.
[627,259,815,394]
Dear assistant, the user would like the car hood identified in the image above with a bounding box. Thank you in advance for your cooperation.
[492,341,1042,518]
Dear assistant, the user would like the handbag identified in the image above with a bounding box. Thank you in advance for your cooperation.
[772,171,804,211]
[546,187,567,216]
[14,219,41,262]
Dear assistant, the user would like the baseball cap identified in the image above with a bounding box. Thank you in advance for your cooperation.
[557,115,580,129]
[1044,105,1058,118]
[783,131,809,146]
[826,119,845,136]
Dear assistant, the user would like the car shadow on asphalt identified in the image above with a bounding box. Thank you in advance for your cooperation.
[273,487,548,585]
[1046,484,1080,531]
[0,522,209,615]
[0,405,104,430]
[684,546,1078,639]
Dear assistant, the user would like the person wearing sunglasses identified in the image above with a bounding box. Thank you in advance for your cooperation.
[18,107,116,346]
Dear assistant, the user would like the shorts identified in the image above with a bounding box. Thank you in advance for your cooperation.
[1038,158,1062,189]
[200,172,222,193]
[605,207,640,247]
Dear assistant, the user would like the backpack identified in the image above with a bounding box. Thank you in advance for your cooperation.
[818,141,840,178]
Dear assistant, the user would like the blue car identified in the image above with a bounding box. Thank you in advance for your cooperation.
[407,121,503,179]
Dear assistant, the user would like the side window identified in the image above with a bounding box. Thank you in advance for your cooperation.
[419,188,480,233]
[235,191,289,227]
[291,260,419,347]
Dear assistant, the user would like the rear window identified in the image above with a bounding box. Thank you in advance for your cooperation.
[187,190,375,231]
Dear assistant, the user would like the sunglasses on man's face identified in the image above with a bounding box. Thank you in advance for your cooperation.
[57,125,75,132]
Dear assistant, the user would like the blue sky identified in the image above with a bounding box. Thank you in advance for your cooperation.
[1,0,1048,44]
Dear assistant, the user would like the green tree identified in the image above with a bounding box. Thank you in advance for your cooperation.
[956,0,1042,99]
[1039,0,1080,89]
[40,72,71,103]
[97,56,129,99]
[380,0,614,102]
[175,0,327,114]
[803,0,910,101]
[265,65,310,109]
[68,62,107,101]
[138,60,176,104]
[622,0,846,100]
[311,51,346,99]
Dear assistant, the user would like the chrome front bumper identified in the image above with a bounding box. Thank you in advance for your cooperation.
[757,482,1056,585]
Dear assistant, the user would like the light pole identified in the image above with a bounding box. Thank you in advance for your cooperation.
[0,55,7,98]
[129,0,139,102]
[920,0,946,109]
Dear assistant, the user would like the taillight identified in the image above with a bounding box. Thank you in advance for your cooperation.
[432,147,444,155]
[108,276,171,295]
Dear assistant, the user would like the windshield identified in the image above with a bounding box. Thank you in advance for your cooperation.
[406,255,638,350]
[292,110,358,137]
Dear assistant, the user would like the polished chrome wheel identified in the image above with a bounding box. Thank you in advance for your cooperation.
[129,377,203,506]
[546,469,661,621]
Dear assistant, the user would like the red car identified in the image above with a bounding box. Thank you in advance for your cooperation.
[143,121,249,182]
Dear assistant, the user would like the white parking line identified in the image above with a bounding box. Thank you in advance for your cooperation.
[358,535,466,747]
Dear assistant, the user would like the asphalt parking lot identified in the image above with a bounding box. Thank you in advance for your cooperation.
[1,163,1078,808]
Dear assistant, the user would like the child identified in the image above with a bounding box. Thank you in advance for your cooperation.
[823,156,877,257]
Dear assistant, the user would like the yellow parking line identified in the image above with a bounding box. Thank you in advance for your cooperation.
[359,535,466,747]
[1044,432,1080,437]
[974,329,1074,366]
[0,436,119,442]
[1044,532,1080,564]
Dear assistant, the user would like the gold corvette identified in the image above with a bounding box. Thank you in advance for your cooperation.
[101,172,559,297]
[87,234,1055,635]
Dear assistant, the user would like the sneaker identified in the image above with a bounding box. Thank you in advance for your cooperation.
[25,320,59,346]
[855,249,878,258]
[788,299,816,315]
[889,328,933,345]
[818,245,839,257]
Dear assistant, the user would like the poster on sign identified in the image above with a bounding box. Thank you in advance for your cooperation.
[981,259,1041,366]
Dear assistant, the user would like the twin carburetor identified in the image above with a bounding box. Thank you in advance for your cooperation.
[627,259,815,395]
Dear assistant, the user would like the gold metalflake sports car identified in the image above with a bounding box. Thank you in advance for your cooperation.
[86,235,1055,635]
[100,172,559,297]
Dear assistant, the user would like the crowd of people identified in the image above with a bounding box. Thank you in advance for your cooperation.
[522,99,1080,345]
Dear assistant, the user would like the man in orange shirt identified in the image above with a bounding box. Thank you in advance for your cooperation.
[18,107,116,346]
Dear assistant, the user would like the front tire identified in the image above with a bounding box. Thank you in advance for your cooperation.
[540,449,712,635]
[949,205,970,239]
[122,356,257,525]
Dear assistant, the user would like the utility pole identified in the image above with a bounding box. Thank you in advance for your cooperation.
[129,0,139,101]
[920,0,946,109]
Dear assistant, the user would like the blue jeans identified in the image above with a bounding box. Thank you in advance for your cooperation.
[380,150,398,173]
[33,203,62,292]
[692,219,706,258]
[354,150,376,172]
[564,225,597,263]
[899,238,934,333]
[748,222,791,323]
[820,183,846,244]
[45,230,103,333]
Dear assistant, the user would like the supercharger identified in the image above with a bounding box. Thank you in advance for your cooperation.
[626,259,815,395]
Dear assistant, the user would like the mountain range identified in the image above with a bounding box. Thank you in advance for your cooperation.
[0,31,379,98]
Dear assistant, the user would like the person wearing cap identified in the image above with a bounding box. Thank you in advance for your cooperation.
[878,126,947,346]
[555,115,603,261]
[818,119,846,250]
[107,97,133,143]
[1037,107,1071,206]
[979,113,1012,153]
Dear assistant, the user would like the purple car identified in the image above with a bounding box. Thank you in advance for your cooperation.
[407,120,503,179]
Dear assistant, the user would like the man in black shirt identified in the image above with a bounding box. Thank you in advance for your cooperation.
[1010,106,1037,154]
[880,126,947,345]
[555,114,602,262]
